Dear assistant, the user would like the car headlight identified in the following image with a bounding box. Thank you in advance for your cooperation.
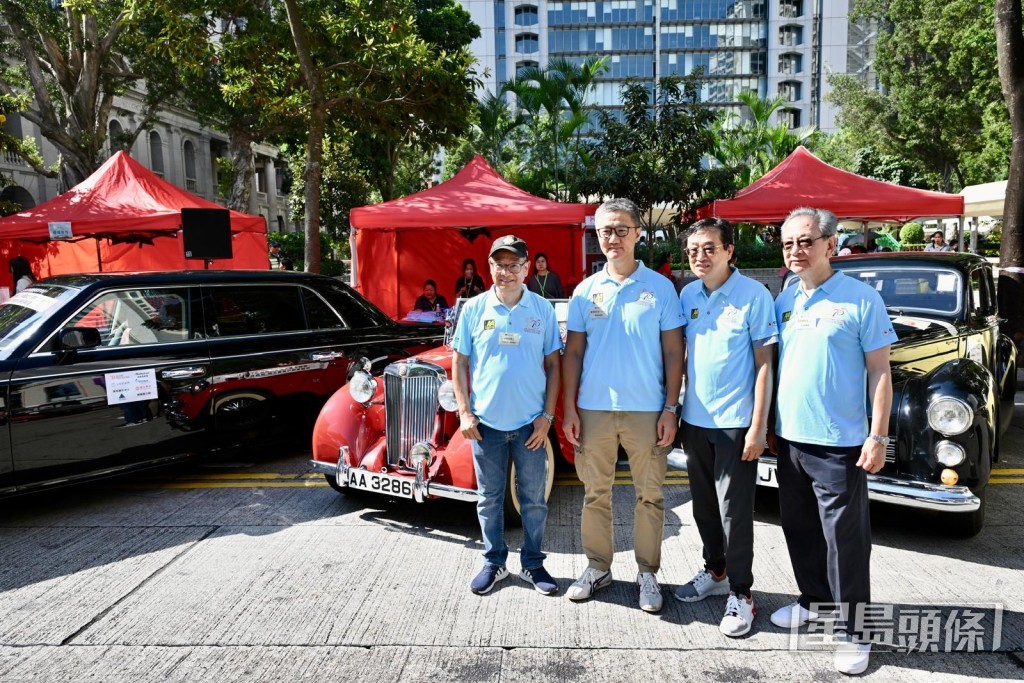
[348,371,377,404]
[927,397,973,435]
[437,380,458,412]
[409,441,434,468]
[935,440,966,467]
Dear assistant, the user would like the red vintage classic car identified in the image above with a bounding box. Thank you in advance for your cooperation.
[311,299,575,520]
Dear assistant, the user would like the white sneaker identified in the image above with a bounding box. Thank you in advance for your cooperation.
[673,568,730,602]
[719,592,756,637]
[637,572,663,613]
[769,601,820,629]
[566,567,612,601]
[834,635,871,675]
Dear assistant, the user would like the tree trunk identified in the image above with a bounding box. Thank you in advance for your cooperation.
[227,130,254,213]
[283,0,324,273]
[995,0,1024,348]
[302,106,326,273]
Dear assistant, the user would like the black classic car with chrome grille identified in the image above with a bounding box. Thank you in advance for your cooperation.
[0,271,442,496]
[750,252,1015,536]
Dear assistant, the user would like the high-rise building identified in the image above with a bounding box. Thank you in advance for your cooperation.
[459,0,877,131]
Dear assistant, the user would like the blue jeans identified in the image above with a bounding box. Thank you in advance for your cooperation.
[472,422,549,569]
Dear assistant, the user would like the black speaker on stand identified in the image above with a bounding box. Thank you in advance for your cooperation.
[181,208,233,268]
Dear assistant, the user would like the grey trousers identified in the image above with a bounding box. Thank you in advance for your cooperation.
[681,421,757,595]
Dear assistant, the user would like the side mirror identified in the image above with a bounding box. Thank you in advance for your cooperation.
[59,327,101,351]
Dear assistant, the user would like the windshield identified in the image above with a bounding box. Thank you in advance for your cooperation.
[0,285,80,359]
[837,265,963,317]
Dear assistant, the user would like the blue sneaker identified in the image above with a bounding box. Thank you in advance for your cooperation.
[520,566,558,595]
[470,564,509,595]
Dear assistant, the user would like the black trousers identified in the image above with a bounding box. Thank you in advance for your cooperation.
[682,421,757,596]
[776,438,872,637]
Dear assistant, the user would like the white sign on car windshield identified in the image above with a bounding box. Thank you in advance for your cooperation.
[6,289,60,312]
[936,273,957,292]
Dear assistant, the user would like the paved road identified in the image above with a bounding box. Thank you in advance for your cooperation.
[2,403,1024,682]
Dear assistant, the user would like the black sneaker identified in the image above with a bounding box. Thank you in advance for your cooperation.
[520,566,558,595]
[470,564,509,595]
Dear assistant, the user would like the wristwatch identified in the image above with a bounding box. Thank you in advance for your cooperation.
[663,404,679,414]
[542,412,555,424]
[868,434,891,447]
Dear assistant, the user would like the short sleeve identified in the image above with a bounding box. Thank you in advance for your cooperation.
[567,285,588,333]
[677,288,689,330]
[452,302,475,356]
[748,286,778,345]
[659,281,684,331]
[859,288,896,352]
[542,301,562,355]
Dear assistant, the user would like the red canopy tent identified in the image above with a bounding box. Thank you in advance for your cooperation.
[0,151,269,279]
[351,155,596,319]
[697,146,965,222]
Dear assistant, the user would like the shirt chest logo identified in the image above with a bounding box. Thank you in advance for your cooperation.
[782,311,792,323]
[690,307,700,319]
[524,316,542,334]
[483,319,495,331]
[635,289,655,307]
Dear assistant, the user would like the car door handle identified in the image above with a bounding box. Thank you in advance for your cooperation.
[160,367,207,379]
[310,350,346,361]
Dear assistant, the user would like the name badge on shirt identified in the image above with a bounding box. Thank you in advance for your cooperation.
[794,313,816,330]
[589,305,608,319]
[499,332,521,346]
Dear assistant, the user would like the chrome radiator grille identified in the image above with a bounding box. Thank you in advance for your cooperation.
[384,360,443,467]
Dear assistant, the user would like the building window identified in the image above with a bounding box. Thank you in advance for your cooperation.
[780,107,801,128]
[778,53,802,75]
[108,120,125,153]
[516,60,539,77]
[751,52,766,75]
[515,32,539,54]
[149,131,164,177]
[514,5,538,26]
[779,80,802,102]
[752,1,766,18]
[779,25,802,47]
[183,140,197,192]
[779,0,803,19]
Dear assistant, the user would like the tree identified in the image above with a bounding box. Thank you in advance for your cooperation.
[828,0,1008,192]
[503,56,608,201]
[582,73,733,243]
[995,0,1024,346]
[712,91,818,189]
[0,0,179,189]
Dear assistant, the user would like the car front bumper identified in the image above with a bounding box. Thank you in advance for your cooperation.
[310,446,477,504]
[668,449,981,513]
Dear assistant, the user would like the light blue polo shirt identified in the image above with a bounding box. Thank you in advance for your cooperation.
[774,270,896,447]
[452,286,562,431]
[567,261,684,411]
[680,267,778,429]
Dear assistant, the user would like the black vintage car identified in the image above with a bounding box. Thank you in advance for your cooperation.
[761,252,1015,536]
[0,271,442,496]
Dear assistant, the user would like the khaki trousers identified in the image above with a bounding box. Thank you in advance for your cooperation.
[576,409,669,573]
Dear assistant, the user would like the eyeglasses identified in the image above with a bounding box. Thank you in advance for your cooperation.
[490,260,526,274]
[685,244,725,259]
[596,226,638,240]
[781,234,830,252]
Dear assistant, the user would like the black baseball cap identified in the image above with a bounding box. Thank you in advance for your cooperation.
[489,235,528,260]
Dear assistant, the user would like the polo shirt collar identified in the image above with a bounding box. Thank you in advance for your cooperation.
[486,285,530,310]
[795,269,845,302]
[598,260,649,286]
[701,266,739,299]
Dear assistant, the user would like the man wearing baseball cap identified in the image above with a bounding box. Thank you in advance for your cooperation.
[452,235,563,596]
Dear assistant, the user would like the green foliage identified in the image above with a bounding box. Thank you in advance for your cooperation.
[502,56,609,201]
[828,0,1008,191]
[899,222,925,244]
[267,230,349,274]
[283,136,372,237]
[582,72,733,239]
[732,242,784,269]
[712,90,819,188]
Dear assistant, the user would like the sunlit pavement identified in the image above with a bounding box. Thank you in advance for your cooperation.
[2,400,1024,681]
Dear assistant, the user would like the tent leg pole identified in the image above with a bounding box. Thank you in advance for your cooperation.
[96,240,102,272]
